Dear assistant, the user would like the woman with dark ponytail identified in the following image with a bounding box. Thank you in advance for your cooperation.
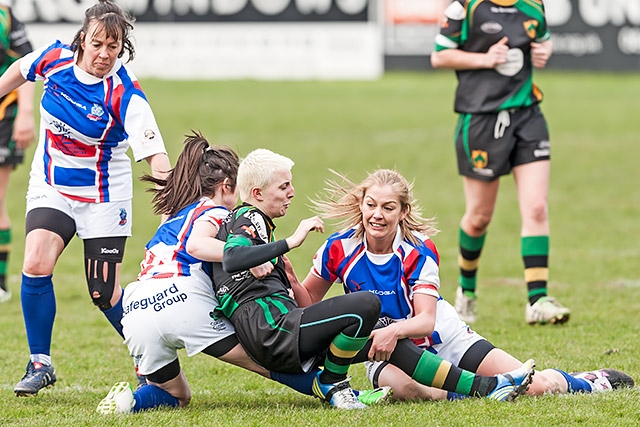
[97,131,269,413]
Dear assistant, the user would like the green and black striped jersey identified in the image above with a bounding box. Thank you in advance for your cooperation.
[435,0,549,113]
[212,203,292,318]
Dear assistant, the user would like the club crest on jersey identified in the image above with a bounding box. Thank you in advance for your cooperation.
[119,208,128,226]
[523,20,539,39]
[87,104,104,121]
[481,21,502,34]
[471,150,488,169]
[144,129,156,140]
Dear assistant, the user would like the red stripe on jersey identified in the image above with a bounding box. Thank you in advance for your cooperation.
[413,283,438,294]
[36,49,73,77]
[423,238,440,265]
[58,191,96,203]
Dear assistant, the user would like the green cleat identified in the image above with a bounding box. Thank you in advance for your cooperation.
[357,386,393,405]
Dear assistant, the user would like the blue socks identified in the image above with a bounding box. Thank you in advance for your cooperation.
[133,385,180,412]
[102,290,124,338]
[21,274,56,356]
[555,369,593,393]
[270,368,319,396]
[447,391,469,400]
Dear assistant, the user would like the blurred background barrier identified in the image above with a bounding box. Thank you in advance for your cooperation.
[4,0,639,78]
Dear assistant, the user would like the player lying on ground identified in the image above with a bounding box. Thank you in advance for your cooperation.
[292,169,634,401]
[210,149,534,407]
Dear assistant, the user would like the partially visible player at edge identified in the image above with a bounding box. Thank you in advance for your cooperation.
[430,0,570,325]
[0,0,172,397]
[0,4,36,303]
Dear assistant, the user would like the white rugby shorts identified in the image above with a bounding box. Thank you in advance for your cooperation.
[26,180,132,239]
[121,276,236,376]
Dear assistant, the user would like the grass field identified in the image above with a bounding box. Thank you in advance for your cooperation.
[1,71,639,426]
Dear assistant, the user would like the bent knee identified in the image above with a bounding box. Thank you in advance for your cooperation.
[527,370,566,395]
[179,392,192,408]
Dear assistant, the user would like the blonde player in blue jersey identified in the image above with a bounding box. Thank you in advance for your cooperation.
[430,0,570,325]
[292,169,633,402]
[0,1,172,396]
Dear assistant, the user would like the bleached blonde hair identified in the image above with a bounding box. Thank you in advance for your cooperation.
[237,148,295,202]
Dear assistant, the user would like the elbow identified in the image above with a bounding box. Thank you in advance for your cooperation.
[222,253,242,274]
[221,256,234,274]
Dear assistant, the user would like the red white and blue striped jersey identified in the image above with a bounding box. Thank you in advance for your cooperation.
[138,198,230,285]
[19,40,166,203]
[311,227,441,322]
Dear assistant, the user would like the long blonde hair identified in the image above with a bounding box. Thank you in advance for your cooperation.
[310,169,439,246]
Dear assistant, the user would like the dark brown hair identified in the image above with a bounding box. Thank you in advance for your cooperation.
[71,0,135,62]
[141,130,240,217]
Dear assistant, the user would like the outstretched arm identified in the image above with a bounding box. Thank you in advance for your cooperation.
[0,60,27,99]
[222,239,289,273]
[222,216,324,273]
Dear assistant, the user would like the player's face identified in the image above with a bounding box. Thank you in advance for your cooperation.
[360,184,407,254]
[78,21,122,78]
[259,170,294,219]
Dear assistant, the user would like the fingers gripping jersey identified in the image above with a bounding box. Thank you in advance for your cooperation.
[137,198,230,285]
[19,40,166,202]
[434,0,550,113]
[311,227,440,322]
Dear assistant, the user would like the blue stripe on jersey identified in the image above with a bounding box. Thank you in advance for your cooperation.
[97,143,113,202]
[140,200,229,280]
[53,166,95,187]
[42,68,111,138]
[317,228,439,321]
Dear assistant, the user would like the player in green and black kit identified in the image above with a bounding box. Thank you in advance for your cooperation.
[431,0,570,325]
[211,148,381,410]
[0,5,35,303]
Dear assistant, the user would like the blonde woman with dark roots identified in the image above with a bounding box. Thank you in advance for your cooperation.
[292,169,633,402]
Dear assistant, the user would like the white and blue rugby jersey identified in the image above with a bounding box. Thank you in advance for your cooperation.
[20,40,166,203]
[138,198,230,285]
[311,227,441,323]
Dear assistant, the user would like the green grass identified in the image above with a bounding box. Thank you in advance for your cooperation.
[2,71,639,426]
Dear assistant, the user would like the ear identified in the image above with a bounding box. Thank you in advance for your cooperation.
[399,205,410,222]
[251,187,263,201]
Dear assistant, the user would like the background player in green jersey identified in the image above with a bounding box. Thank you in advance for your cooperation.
[0,4,36,303]
[431,0,570,325]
